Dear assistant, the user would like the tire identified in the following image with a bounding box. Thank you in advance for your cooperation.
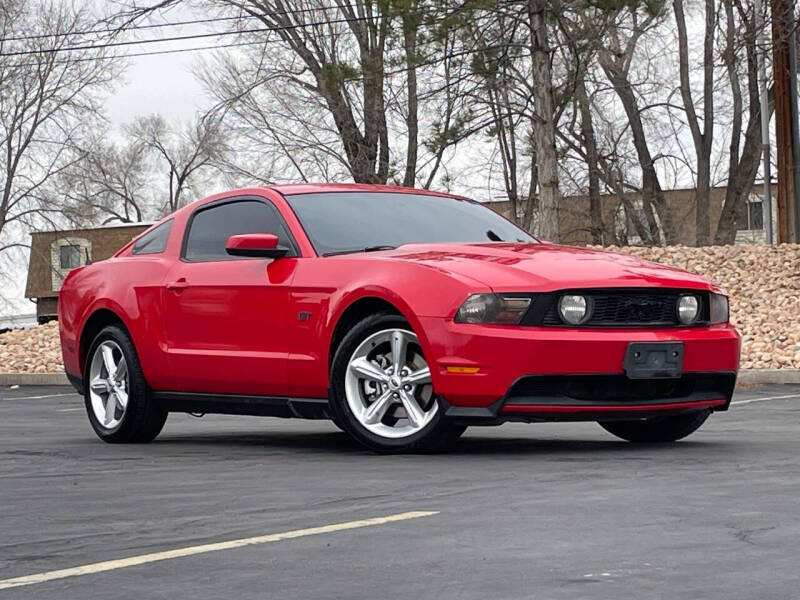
[83,324,167,443]
[598,409,712,443]
[329,313,466,453]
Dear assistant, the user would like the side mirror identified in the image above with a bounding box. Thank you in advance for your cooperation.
[225,233,289,258]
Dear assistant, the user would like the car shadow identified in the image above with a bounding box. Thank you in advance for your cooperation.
[151,427,728,457]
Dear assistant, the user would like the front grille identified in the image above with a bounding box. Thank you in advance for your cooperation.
[521,288,710,328]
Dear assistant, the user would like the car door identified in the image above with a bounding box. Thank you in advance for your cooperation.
[161,197,299,396]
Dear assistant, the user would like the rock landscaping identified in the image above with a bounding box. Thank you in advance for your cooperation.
[0,320,62,374]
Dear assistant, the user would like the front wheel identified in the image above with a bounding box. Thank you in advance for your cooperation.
[329,313,466,453]
[598,409,712,443]
[84,324,167,443]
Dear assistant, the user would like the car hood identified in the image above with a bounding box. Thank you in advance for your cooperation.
[369,242,719,292]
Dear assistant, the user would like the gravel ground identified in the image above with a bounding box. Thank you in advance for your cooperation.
[1,244,798,372]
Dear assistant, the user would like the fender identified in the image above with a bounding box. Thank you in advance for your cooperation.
[324,287,432,369]
[78,297,135,345]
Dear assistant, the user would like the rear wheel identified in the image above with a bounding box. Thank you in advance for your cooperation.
[598,409,711,443]
[84,324,167,443]
[330,313,466,453]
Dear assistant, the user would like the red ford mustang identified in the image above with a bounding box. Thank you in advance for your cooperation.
[58,184,740,452]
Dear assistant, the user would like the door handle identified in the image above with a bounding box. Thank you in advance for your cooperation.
[166,278,189,292]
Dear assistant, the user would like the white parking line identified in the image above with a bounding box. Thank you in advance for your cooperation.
[1,393,75,401]
[58,407,84,412]
[0,511,438,591]
[731,393,800,406]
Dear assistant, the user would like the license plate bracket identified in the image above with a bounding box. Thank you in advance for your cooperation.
[623,342,684,379]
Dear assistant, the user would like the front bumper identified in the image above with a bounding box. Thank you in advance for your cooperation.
[420,317,740,420]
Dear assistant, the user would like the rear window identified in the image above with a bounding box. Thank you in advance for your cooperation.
[132,220,173,255]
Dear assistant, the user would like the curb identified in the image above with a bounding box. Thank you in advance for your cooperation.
[0,373,69,386]
[736,369,800,385]
[2,370,800,388]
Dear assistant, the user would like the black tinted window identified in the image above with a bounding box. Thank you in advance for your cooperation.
[285,192,535,256]
[184,200,293,261]
[132,220,173,255]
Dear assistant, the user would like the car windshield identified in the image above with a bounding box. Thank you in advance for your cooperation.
[284,192,536,256]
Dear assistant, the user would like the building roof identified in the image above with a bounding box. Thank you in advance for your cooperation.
[29,222,153,238]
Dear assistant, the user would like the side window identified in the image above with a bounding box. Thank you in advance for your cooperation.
[183,200,294,262]
[132,220,173,255]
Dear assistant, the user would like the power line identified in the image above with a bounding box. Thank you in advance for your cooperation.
[4,35,522,83]
[0,4,348,43]
[0,1,523,48]
[0,15,373,57]
[3,38,276,68]
[2,6,525,70]
[0,14,253,43]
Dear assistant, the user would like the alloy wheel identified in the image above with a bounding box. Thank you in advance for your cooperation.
[88,340,129,429]
[344,328,437,439]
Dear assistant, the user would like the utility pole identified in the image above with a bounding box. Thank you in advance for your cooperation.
[771,0,800,243]
[756,0,774,243]
[789,9,800,241]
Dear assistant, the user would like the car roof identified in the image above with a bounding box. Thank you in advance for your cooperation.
[269,182,468,199]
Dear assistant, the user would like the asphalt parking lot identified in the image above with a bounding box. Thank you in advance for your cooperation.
[1,384,799,599]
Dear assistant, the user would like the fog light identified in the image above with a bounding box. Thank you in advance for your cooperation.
[558,294,589,325]
[677,294,700,324]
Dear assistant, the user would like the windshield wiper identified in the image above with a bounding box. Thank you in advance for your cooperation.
[486,230,504,242]
[323,245,397,257]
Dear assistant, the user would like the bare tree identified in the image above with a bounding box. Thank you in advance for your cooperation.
[593,5,676,245]
[127,114,225,214]
[714,0,772,244]
[0,0,117,252]
[59,139,150,224]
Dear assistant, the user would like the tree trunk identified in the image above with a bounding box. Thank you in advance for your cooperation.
[674,0,715,246]
[528,0,560,242]
[402,4,418,188]
[576,79,604,244]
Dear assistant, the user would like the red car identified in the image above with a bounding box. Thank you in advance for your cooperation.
[58,184,740,453]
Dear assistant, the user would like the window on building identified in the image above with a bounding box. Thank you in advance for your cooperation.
[736,201,764,231]
[51,237,91,292]
[59,244,83,269]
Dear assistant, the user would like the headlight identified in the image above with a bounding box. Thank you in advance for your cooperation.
[558,294,590,325]
[455,294,531,324]
[677,294,700,324]
[709,293,729,324]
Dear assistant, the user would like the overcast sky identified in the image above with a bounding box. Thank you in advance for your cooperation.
[105,5,214,130]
